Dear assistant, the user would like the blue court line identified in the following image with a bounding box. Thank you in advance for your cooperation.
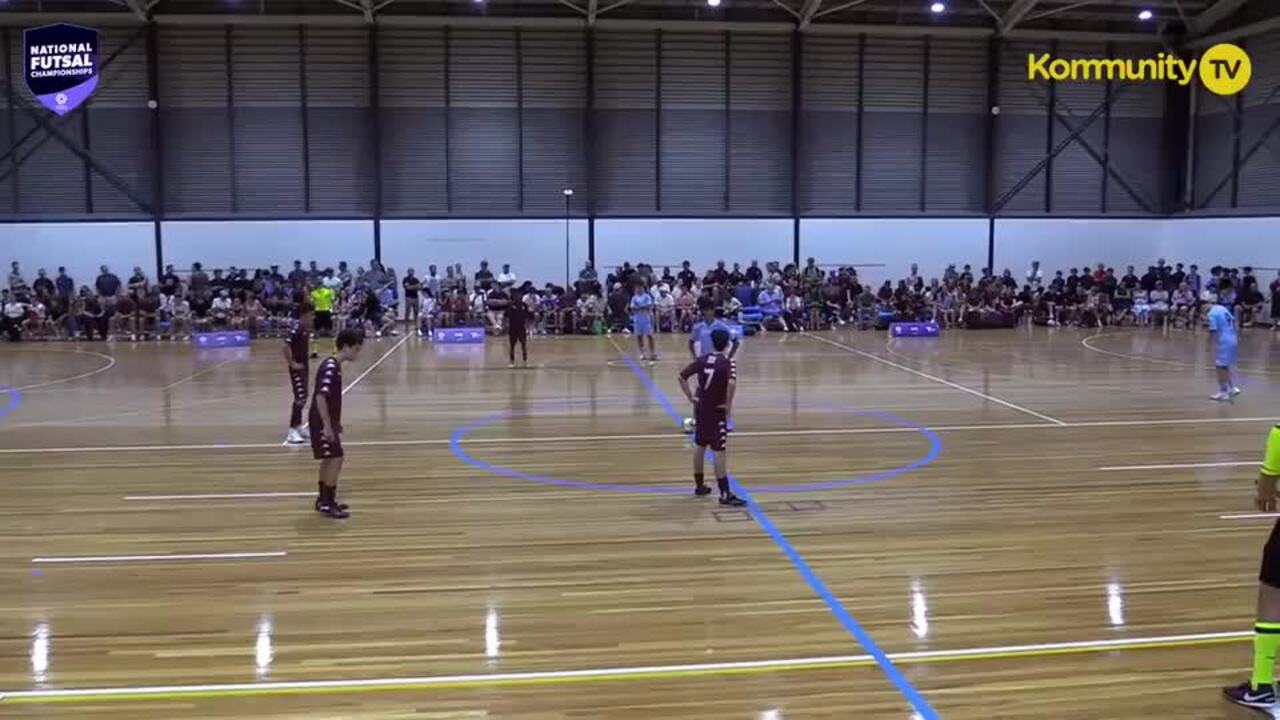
[0,385,22,424]
[616,352,941,719]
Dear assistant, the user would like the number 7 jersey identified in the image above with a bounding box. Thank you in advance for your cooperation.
[680,353,737,414]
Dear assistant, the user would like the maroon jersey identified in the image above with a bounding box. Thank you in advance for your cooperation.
[681,353,736,416]
[285,322,309,365]
[308,357,343,432]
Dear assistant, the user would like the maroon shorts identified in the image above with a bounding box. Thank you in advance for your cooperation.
[694,412,729,452]
[289,368,308,403]
[311,431,344,460]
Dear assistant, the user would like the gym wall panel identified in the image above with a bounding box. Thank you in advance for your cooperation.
[1047,41,1106,214]
[994,40,1051,214]
[521,30,588,215]
[993,218,1165,279]
[594,219,791,275]
[1105,43,1165,214]
[1160,217,1280,271]
[162,220,373,272]
[860,36,924,213]
[728,32,791,215]
[0,223,154,290]
[448,29,520,215]
[304,27,375,215]
[799,34,860,215]
[659,32,727,215]
[801,218,987,283]
[380,219,588,288]
[1238,31,1280,211]
[229,27,306,214]
[159,26,233,215]
[378,28,448,216]
[593,31,658,214]
[926,37,987,213]
[85,27,153,216]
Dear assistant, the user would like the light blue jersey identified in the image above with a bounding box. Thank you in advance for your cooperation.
[1208,303,1237,367]
[690,319,733,356]
[630,292,655,336]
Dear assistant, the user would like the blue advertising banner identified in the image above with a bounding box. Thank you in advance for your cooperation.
[23,23,99,115]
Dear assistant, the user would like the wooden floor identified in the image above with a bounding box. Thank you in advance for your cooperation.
[1,325,1279,718]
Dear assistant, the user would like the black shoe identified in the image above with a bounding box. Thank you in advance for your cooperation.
[719,494,748,507]
[695,484,712,497]
[1224,681,1277,708]
[314,498,349,512]
[316,502,350,519]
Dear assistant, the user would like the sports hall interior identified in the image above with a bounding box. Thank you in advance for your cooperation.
[2,0,1280,717]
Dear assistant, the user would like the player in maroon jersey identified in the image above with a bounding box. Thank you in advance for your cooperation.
[677,328,746,507]
[282,303,314,445]
[309,328,365,519]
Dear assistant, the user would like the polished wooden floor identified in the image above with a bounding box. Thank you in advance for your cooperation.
[1,325,1279,718]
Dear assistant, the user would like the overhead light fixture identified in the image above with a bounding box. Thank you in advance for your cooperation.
[1137,8,1153,20]
[708,0,722,7]
[929,2,945,13]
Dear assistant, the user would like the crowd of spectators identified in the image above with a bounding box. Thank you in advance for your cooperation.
[3,256,1278,343]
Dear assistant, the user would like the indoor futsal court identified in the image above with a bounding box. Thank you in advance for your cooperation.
[1,326,1278,718]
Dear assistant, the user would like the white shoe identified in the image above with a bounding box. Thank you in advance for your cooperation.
[298,426,311,441]
[1211,392,1231,402]
[285,428,305,444]
[1230,386,1243,396]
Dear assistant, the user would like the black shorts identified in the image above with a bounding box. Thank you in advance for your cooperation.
[1262,520,1280,588]
[315,311,333,333]
[311,431,344,460]
[694,412,728,452]
[289,368,308,404]
[508,325,527,341]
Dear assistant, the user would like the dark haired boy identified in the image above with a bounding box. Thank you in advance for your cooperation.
[678,328,746,507]
[309,328,364,519]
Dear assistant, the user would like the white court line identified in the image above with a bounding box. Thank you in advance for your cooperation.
[2,415,1276,455]
[804,332,1069,425]
[31,551,286,564]
[159,356,243,392]
[294,333,413,440]
[9,348,118,392]
[1099,460,1258,471]
[123,492,312,501]
[1220,513,1280,520]
[0,629,1249,702]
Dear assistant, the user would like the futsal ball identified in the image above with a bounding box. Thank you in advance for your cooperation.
[682,417,696,434]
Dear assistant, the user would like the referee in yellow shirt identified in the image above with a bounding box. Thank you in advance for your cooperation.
[1224,424,1280,709]
[309,284,336,358]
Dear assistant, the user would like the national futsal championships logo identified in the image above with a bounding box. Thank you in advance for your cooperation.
[1027,42,1251,97]
[23,23,100,115]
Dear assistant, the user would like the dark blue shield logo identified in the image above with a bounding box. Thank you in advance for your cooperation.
[23,24,99,115]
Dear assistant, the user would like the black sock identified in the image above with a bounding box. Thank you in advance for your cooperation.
[694,473,706,488]
[717,477,730,497]
[290,404,303,428]
[329,484,339,505]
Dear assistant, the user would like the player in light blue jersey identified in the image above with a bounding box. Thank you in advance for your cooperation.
[688,297,740,360]
[630,282,657,361]
[1207,288,1241,402]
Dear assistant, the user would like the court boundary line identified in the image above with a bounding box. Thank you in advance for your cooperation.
[2,415,1275,456]
[123,492,312,501]
[609,336,939,718]
[1082,330,1280,376]
[160,356,244,392]
[31,551,287,564]
[1100,460,1258,471]
[803,332,1068,426]
[294,333,413,440]
[8,347,117,392]
[1221,513,1280,520]
[0,630,1249,705]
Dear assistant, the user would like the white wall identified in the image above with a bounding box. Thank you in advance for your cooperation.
[801,218,988,285]
[993,218,1167,278]
[381,219,588,288]
[1160,217,1280,272]
[0,222,155,292]
[162,220,374,273]
[595,219,793,277]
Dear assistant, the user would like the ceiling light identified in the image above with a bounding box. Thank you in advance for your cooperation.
[929,2,945,13]
[708,0,722,7]
[1137,8,1153,20]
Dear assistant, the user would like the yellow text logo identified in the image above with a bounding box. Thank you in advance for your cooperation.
[1026,43,1251,97]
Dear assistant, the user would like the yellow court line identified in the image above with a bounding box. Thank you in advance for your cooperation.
[0,631,1249,705]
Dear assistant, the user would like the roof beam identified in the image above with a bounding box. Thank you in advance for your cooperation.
[587,0,598,25]
[797,0,823,30]
[1185,0,1249,37]
[121,0,150,21]
[998,0,1043,35]
[1186,13,1280,48]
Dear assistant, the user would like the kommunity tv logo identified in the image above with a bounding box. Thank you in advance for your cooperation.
[1027,43,1251,96]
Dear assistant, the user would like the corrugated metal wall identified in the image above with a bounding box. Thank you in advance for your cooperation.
[2,25,1277,219]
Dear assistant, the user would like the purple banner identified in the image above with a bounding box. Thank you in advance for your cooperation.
[24,24,99,115]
